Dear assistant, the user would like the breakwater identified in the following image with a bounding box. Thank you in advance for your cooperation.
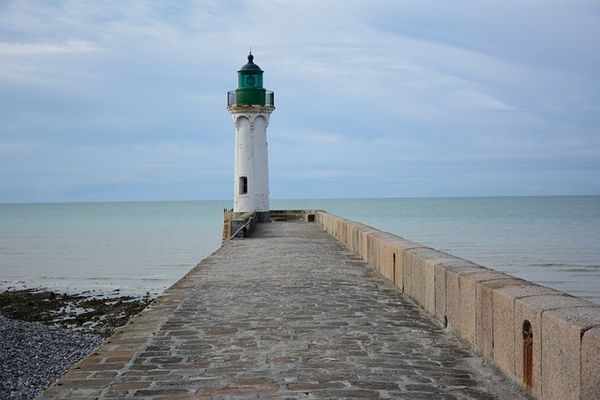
[39,209,599,399]
[316,210,600,399]
[40,214,527,399]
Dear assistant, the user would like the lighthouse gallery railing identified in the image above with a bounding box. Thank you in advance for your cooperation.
[227,90,274,107]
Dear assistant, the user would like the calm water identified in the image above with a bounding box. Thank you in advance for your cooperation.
[1,197,599,304]
[0,201,228,296]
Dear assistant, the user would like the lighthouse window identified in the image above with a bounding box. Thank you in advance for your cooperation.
[239,176,248,194]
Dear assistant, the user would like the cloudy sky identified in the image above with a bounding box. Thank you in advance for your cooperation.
[1,0,599,203]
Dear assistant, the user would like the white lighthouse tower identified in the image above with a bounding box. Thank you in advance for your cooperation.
[227,53,275,223]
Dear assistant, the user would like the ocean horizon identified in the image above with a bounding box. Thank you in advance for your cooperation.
[1,195,599,304]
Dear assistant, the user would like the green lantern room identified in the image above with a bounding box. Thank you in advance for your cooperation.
[228,53,274,107]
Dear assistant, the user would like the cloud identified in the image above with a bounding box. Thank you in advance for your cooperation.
[271,130,345,144]
[0,139,232,202]
[0,1,599,201]
[0,40,99,56]
[446,89,514,112]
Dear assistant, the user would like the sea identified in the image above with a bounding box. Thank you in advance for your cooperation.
[1,196,599,304]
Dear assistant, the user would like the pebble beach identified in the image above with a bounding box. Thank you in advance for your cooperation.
[0,289,152,399]
[0,315,102,400]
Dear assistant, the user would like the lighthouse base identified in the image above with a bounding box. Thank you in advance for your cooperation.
[256,211,271,223]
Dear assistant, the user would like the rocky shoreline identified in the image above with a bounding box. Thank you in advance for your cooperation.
[0,288,153,399]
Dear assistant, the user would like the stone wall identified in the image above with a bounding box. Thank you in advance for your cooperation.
[315,210,600,400]
[269,209,316,222]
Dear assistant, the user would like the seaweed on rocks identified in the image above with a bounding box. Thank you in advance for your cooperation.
[0,288,153,337]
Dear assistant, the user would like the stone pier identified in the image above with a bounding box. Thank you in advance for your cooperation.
[41,221,526,399]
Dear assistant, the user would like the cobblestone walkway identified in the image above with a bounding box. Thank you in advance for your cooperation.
[41,222,526,399]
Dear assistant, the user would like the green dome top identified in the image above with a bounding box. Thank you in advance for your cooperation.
[239,53,263,72]
[228,52,273,107]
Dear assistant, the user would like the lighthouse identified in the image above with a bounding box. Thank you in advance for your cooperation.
[227,53,275,223]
